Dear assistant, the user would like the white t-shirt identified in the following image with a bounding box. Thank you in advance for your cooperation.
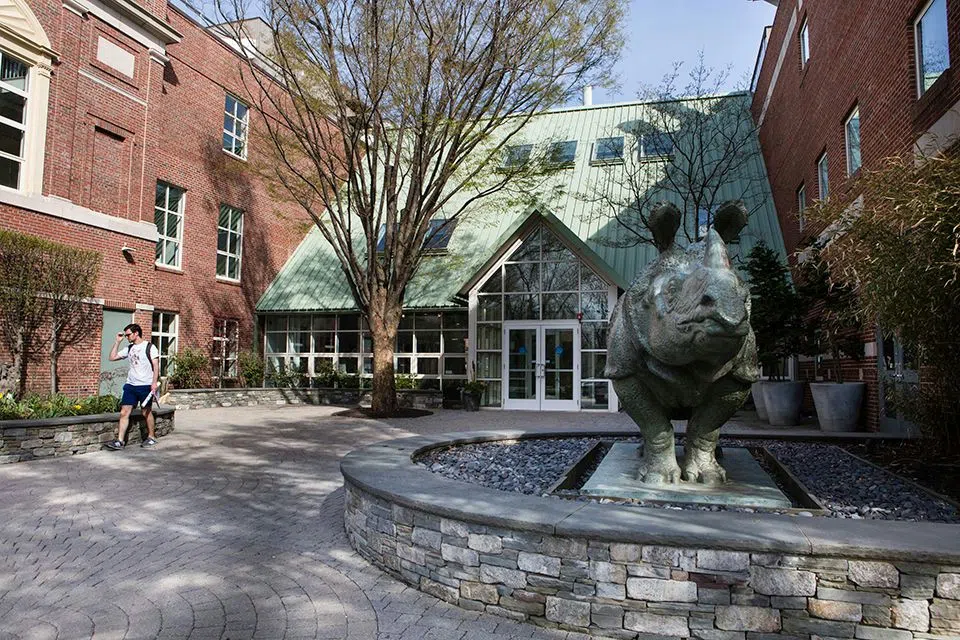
[119,341,155,386]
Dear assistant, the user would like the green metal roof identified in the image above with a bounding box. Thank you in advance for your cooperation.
[256,94,787,313]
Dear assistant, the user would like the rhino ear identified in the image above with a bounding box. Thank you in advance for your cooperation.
[648,202,681,252]
[714,201,748,243]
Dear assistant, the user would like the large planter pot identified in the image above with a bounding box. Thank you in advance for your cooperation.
[751,381,769,421]
[810,382,865,432]
[761,381,805,426]
[461,390,481,412]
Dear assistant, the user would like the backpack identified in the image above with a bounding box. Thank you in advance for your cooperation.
[145,341,155,371]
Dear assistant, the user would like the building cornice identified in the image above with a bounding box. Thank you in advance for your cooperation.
[0,189,158,241]
[96,0,181,44]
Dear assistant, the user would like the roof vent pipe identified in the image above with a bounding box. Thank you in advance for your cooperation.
[583,85,593,106]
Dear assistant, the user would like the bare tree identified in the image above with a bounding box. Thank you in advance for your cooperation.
[208,0,625,415]
[584,53,766,247]
[46,245,101,394]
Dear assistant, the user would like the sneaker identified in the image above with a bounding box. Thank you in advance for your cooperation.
[141,437,158,448]
[105,440,124,451]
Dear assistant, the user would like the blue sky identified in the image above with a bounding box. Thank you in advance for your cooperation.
[591,0,778,104]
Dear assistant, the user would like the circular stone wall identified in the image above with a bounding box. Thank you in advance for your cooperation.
[341,429,960,639]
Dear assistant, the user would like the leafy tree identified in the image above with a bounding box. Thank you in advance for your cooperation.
[0,230,101,397]
[586,53,767,246]
[803,152,960,449]
[45,244,102,393]
[793,245,863,384]
[743,242,804,380]
[209,0,625,416]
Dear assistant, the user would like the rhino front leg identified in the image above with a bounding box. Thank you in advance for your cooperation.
[682,378,750,485]
[612,376,680,485]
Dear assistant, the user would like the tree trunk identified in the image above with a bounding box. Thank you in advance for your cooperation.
[14,328,26,399]
[49,325,59,394]
[368,298,402,417]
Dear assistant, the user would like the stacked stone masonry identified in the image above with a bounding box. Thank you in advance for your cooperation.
[345,484,960,639]
[167,388,443,410]
[0,409,174,463]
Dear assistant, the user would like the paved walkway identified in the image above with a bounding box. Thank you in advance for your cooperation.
[0,406,642,640]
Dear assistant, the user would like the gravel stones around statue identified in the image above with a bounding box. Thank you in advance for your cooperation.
[415,436,960,523]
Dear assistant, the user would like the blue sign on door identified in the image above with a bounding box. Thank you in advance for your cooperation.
[555,345,564,355]
[518,345,526,354]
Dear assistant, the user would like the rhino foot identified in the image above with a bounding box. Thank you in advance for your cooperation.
[638,453,681,485]
[681,449,727,485]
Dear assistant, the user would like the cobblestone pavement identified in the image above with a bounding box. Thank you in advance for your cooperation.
[0,406,635,640]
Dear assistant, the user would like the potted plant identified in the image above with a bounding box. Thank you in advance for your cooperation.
[461,363,486,411]
[745,243,806,426]
[796,249,865,432]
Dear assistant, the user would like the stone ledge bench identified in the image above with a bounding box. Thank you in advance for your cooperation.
[0,407,175,463]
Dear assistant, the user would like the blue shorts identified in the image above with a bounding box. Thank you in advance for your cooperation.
[121,384,153,408]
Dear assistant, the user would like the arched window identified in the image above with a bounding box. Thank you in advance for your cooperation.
[0,0,55,193]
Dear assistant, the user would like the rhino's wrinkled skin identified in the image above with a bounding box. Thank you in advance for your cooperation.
[605,202,759,485]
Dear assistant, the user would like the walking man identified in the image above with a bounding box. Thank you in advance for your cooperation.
[105,323,160,450]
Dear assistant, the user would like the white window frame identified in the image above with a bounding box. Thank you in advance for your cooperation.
[845,107,861,176]
[151,311,178,377]
[216,204,243,282]
[914,0,951,97]
[502,144,532,168]
[0,51,30,191]
[799,18,810,66]
[212,318,239,379]
[155,182,185,269]
[591,136,624,164]
[223,93,249,160]
[817,152,829,200]
[797,183,806,230]
[639,131,673,160]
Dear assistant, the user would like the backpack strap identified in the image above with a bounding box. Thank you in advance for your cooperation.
[145,341,155,371]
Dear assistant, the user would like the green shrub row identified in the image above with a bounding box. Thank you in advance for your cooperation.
[0,393,120,421]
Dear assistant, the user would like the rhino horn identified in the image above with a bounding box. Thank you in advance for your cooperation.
[703,228,730,269]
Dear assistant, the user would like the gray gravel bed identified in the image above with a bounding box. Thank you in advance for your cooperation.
[415,436,960,523]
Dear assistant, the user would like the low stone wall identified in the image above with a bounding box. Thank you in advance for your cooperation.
[0,408,175,464]
[342,430,960,639]
[166,387,443,411]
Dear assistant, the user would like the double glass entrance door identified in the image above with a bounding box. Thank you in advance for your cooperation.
[503,322,579,410]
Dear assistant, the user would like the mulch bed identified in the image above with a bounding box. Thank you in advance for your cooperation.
[843,440,960,505]
[332,407,433,419]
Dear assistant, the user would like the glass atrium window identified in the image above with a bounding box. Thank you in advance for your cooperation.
[915,0,950,95]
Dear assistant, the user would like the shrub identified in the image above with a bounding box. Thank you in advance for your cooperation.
[744,242,805,379]
[265,370,306,388]
[168,348,210,389]
[804,153,960,449]
[394,374,416,390]
[237,351,265,387]
[313,359,339,387]
[0,393,120,420]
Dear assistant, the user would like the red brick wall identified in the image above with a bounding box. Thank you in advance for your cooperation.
[750,0,960,430]
[0,0,315,395]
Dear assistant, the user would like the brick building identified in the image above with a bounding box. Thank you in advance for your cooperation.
[0,0,311,395]
[750,0,959,431]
